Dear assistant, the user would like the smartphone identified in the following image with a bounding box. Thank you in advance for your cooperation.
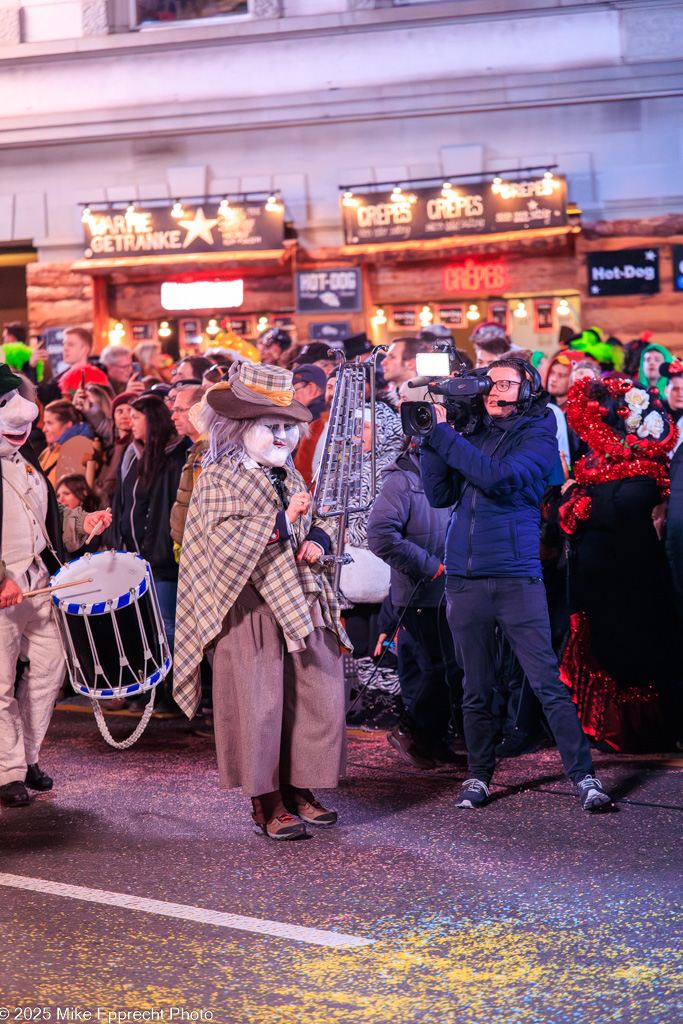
[80,370,86,389]
[415,351,452,377]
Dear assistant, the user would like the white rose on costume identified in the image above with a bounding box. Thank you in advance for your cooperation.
[637,411,664,439]
[624,387,650,412]
[626,412,642,431]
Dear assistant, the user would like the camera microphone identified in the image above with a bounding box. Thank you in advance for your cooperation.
[407,376,434,388]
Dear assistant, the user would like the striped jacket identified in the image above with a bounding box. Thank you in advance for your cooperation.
[173,458,349,718]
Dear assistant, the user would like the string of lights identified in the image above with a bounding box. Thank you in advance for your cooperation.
[80,192,284,224]
[339,165,560,205]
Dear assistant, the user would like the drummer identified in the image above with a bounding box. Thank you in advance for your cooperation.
[0,365,112,808]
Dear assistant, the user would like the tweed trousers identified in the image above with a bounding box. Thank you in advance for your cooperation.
[212,587,346,797]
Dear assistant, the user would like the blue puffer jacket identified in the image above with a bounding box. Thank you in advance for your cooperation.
[419,410,559,577]
[367,449,453,606]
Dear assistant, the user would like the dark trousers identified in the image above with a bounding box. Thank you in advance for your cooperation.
[400,605,463,743]
[493,636,542,743]
[445,576,593,784]
[396,627,422,709]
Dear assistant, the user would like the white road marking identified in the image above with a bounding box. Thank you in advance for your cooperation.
[0,872,372,949]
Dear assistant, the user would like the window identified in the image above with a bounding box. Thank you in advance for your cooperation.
[136,0,248,25]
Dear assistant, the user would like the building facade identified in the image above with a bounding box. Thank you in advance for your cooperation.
[1,0,682,355]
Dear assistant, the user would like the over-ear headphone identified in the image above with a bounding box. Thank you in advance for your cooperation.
[505,358,543,410]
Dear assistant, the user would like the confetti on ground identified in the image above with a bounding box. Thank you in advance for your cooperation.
[0,710,680,1024]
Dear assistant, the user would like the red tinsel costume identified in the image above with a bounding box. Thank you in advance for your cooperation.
[559,376,680,752]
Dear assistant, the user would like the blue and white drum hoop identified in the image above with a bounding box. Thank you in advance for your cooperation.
[51,550,172,700]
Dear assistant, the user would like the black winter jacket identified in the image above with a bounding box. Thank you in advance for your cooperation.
[366,449,453,607]
[109,437,190,580]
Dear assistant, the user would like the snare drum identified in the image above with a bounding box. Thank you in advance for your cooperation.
[51,550,172,700]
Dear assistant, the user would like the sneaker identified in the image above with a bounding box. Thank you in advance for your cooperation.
[361,695,402,731]
[346,691,401,732]
[576,775,611,811]
[455,778,490,809]
[282,789,338,827]
[387,725,436,770]
[253,812,308,841]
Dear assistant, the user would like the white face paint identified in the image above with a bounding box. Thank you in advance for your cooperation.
[243,417,300,467]
[0,390,39,458]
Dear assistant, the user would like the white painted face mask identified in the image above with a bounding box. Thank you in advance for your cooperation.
[0,390,39,458]
[243,417,300,468]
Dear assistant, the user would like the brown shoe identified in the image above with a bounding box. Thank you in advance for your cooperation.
[387,724,437,770]
[282,787,338,827]
[0,781,30,808]
[252,811,307,840]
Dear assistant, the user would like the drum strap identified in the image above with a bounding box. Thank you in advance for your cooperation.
[2,474,66,570]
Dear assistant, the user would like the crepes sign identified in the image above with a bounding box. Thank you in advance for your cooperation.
[341,175,567,245]
[82,201,284,258]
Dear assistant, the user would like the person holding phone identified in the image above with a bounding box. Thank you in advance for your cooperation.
[71,381,115,449]
[99,344,146,396]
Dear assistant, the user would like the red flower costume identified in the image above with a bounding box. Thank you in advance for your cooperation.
[559,376,680,752]
[560,376,676,536]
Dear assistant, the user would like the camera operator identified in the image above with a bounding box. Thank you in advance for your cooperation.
[419,358,612,812]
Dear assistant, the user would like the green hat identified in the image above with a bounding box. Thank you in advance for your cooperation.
[0,363,23,397]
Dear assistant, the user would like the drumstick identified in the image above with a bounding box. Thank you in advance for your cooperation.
[86,508,111,545]
[23,577,94,599]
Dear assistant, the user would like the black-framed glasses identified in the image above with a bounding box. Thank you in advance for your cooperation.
[489,379,521,393]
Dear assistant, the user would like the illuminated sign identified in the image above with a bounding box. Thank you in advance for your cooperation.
[341,176,567,245]
[82,201,284,259]
[586,249,659,297]
[488,303,509,330]
[534,300,555,332]
[295,268,362,313]
[438,306,465,326]
[443,259,509,293]
[161,280,244,311]
[391,308,417,329]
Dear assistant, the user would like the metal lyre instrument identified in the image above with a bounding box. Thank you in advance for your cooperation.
[313,345,387,592]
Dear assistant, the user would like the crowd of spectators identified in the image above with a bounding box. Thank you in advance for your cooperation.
[2,317,680,754]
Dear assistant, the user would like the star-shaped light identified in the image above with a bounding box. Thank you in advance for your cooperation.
[179,207,218,248]
[527,200,538,210]
[591,285,600,294]
[644,249,657,261]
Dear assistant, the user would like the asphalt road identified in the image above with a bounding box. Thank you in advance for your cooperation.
[0,708,681,1024]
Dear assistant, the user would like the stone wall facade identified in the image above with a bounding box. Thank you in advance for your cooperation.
[25,262,94,335]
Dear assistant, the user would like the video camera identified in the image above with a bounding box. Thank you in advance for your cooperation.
[400,346,491,437]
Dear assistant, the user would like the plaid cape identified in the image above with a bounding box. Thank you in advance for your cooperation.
[173,459,349,718]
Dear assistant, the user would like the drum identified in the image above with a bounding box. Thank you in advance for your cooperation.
[51,550,172,700]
